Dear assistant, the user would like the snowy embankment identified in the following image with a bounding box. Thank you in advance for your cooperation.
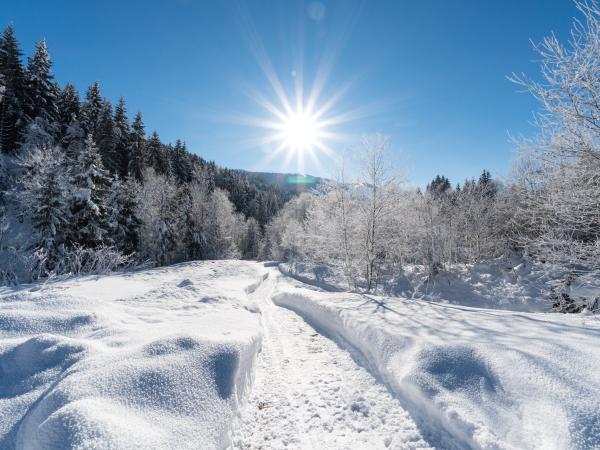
[279,258,600,312]
[0,261,264,449]
[271,270,600,450]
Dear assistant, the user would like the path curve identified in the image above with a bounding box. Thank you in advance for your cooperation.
[230,272,431,450]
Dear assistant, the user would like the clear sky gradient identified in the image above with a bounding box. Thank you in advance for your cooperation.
[3,0,577,186]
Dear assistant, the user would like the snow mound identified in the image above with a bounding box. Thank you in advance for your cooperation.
[272,270,600,450]
[0,261,264,449]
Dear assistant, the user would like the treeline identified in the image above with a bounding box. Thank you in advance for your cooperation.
[263,2,600,313]
[0,25,287,282]
[262,137,502,291]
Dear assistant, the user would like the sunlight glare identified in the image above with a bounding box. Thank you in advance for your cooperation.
[280,110,320,153]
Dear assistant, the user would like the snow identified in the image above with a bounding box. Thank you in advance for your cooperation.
[1,259,599,449]
[279,258,600,312]
[271,268,600,450]
[231,271,430,449]
[0,261,263,449]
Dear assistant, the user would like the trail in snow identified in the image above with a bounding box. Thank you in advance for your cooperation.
[231,272,431,450]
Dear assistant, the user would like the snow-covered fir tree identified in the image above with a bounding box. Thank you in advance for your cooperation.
[68,134,111,248]
[107,176,141,255]
[26,39,58,126]
[80,81,102,140]
[57,83,80,139]
[20,147,70,275]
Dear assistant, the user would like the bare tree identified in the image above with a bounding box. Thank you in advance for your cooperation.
[358,134,401,291]
[507,0,600,267]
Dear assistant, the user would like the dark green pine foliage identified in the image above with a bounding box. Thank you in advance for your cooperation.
[427,175,452,198]
[177,184,202,261]
[57,84,85,162]
[69,135,111,248]
[80,81,103,140]
[477,169,497,198]
[147,131,170,176]
[96,100,117,173]
[57,83,80,139]
[128,111,146,181]
[108,176,141,254]
[113,97,131,178]
[243,218,261,259]
[0,25,28,154]
[26,39,58,125]
[171,139,192,183]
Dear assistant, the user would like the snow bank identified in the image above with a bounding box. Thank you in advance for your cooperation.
[272,271,600,450]
[280,258,600,312]
[0,261,265,449]
[404,259,600,313]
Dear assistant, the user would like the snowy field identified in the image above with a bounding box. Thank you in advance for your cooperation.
[0,260,599,449]
[0,261,263,449]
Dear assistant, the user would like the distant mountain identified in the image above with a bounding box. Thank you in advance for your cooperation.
[243,171,327,193]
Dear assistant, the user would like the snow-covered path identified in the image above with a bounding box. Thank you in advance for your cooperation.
[2,261,598,449]
[231,272,431,450]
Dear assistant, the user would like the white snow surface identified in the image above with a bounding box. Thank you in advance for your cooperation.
[1,260,599,450]
[0,261,263,449]
[271,269,600,450]
[231,270,430,450]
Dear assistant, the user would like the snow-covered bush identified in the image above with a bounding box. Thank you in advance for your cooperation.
[58,244,134,275]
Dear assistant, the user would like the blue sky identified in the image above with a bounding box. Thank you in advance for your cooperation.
[3,0,577,186]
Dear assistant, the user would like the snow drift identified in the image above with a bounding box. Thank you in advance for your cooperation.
[0,261,264,449]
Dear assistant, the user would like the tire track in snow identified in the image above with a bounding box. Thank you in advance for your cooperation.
[231,273,431,450]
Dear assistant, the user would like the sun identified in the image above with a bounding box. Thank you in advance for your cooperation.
[279,110,321,153]
[229,6,380,174]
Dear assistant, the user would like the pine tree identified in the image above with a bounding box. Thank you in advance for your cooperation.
[147,130,170,176]
[170,139,193,183]
[427,175,451,197]
[137,168,177,265]
[477,169,496,198]
[68,134,111,248]
[176,182,201,261]
[0,25,28,154]
[80,81,102,140]
[19,117,55,160]
[242,217,261,259]
[57,83,80,138]
[62,117,86,161]
[26,39,58,125]
[128,111,146,181]
[113,97,131,178]
[107,176,141,254]
[20,148,70,274]
[31,165,69,272]
[96,100,117,173]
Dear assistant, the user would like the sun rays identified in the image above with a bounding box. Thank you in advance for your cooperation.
[228,1,372,174]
